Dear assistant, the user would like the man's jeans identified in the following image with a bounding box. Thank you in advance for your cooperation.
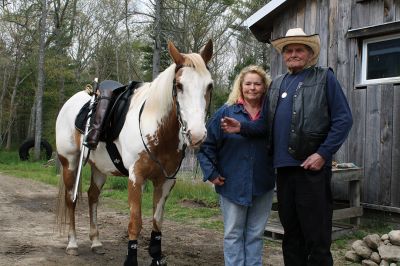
[220,190,274,266]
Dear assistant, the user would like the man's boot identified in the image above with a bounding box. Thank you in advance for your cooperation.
[85,89,113,150]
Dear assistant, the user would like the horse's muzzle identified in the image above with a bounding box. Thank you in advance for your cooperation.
[186,129,207,148]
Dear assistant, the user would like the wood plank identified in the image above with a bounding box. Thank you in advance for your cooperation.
[361,203,400,213]
[304,0,318,34]
[391,85,400,207]
[296,0,306,29]
[396,0,400,19]
[265,221,355,241]
[317,0,329,66]
[332,168,362,182]
[335,0,353,163]
[348,39,366,176]
[349,180,362,224]
[333,206,363,220]
[346,21,400,39]
[384,0,395,22]
[364,85,381,204]
[379,84,393,206]
[272,12,286,76]
[327,0,338,72]
[351,0,367,29]
[369,0,385,25]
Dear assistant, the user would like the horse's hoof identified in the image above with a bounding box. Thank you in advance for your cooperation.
[150,256,167,266]
[124,255,138,266]
[65,247,79,256]
[91,245,105,254]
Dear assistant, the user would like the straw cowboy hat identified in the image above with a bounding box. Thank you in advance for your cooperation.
[271,28,321,66]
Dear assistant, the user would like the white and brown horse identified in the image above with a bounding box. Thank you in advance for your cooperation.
[55,40,213,265]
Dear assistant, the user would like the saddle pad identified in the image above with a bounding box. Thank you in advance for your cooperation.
[75,101,91,134]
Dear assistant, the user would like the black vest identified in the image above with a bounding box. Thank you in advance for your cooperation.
[267,67,330,160]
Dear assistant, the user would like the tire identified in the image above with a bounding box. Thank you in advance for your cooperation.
[19,138,53,161]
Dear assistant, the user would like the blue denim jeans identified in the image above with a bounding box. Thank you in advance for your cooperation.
[220,190,274,266]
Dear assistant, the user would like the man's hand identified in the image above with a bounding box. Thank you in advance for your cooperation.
[221,117,241,133]
[210,176,225,186]
[301,153,325,171]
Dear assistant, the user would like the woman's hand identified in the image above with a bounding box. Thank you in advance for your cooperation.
[221,117,241,133]
[210,176,225,186]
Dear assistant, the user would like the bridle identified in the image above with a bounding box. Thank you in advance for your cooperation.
[138,64,209,179]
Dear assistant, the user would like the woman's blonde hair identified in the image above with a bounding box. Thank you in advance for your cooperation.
[226,65,271,105]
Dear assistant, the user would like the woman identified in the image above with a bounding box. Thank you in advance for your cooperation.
[197,65,276,266]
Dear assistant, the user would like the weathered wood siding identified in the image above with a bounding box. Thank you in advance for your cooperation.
[270,0,400,208]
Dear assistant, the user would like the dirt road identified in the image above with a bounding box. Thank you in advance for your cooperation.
[0,174,284,266]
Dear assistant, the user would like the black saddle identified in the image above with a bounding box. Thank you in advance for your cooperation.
[75,80,142,142]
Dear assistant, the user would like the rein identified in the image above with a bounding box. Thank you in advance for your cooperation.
[138,65,187,180]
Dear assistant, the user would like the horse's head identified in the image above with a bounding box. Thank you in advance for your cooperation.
[168,40,213,148]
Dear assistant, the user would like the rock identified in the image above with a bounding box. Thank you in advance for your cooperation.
[370,252,381,264]
[345,250,361,262]
[388,230,400,246]
[384,240,390,245]
[381,234,389,241]
[379,260,389,266]
[364,234,381,250]
[362,259,379,266]
[378,244,400,262]
[389,263,397,266]
[352,240,373,259]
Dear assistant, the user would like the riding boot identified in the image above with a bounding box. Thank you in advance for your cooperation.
[85,89,113,150]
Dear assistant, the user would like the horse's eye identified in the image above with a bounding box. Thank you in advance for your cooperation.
[176,83,183,91]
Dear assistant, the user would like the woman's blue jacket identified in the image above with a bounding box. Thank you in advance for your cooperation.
[197,103,276,206]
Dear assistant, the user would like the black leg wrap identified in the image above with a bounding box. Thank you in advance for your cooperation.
[148,231,162,259]
[124,240,138,266]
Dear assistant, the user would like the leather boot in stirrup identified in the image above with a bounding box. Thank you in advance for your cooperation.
[85,89,113,150]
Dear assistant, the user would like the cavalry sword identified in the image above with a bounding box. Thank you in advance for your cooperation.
[72,78,99,202]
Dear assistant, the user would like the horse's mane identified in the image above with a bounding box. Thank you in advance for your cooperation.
[142,53,208,119]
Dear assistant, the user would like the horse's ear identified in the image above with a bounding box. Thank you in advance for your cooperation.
[168,41,185,65]
[200,39,213,65]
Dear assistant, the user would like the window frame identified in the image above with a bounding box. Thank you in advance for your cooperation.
[361,33,400,85]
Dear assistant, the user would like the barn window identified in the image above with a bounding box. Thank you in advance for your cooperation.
[361,33,400,84]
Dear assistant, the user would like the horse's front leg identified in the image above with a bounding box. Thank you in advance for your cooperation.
[88,165,107,254]
[149,178,176,266]
[124,175,144,266]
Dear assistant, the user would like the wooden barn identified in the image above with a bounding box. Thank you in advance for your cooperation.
[245,0,400,212]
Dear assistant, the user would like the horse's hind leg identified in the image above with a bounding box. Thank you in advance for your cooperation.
[149,178,176,266]
[88,165,107,254]
[58,155,79,255]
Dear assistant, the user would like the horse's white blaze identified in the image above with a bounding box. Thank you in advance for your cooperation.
[153,179,176,230]
[177,66,212,146]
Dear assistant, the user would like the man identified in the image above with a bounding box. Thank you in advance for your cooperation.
[221,28,353,266]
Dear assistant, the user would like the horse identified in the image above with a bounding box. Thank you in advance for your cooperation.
[55,40,213,265]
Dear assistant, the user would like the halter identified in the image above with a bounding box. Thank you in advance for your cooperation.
[138,64,189,179]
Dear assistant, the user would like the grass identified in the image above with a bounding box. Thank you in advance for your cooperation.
[0,150,222,230]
